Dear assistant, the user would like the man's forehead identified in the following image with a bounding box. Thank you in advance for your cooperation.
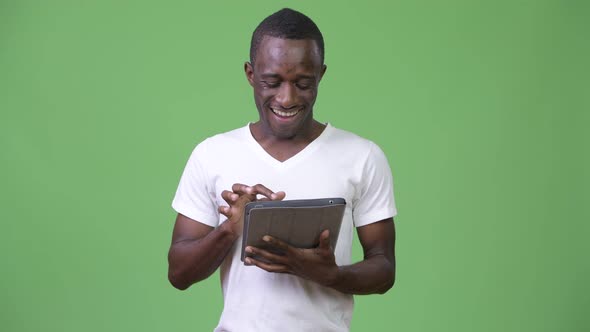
[257,36,321,62]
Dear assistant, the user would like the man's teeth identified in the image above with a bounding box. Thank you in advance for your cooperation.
[271,108,300,117]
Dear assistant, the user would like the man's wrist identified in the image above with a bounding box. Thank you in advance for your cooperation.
[218,219,241,240]
[321,265,342,288]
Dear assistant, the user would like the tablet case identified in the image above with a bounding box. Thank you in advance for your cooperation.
[241,198,346,263]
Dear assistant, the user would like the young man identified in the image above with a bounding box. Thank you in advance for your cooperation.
[168,8,397,332]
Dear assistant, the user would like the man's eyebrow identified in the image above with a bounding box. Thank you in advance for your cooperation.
[296,74,316,80]
[260,73,316,80]
[260,73,281,79]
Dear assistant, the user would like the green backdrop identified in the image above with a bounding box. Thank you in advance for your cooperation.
[1,1,588,331]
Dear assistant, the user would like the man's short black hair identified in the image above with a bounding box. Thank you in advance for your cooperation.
[250,8,325,65]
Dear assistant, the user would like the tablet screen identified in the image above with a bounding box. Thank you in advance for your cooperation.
[241,198,346,263]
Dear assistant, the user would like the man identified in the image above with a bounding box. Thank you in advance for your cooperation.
[168,8,397,332]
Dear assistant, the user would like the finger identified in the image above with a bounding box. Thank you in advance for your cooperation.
[263,235,293,254]
[221,190,239,205]
[231,183,254,195]
[251,184,284,200]
[245,246,288,265]
[256,191,286,202]
[235,192,256,206]
[272,191,286,201]
[245,257,290,273]
[232,183,285,201]
[218,205,232,218]
[250,183,275,199]
[319,229,331,250]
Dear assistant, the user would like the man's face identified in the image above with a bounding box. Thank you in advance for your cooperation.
[245,36,326,139]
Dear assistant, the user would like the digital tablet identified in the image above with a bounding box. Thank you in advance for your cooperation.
[241,198,346,263]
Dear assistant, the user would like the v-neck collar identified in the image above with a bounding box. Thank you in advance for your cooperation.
[242,122,334,169]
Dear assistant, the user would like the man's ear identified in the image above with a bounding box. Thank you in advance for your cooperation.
[319,64,327,82]
[245,62,255,86]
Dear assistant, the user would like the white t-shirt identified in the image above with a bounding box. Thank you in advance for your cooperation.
[172,123,396,332]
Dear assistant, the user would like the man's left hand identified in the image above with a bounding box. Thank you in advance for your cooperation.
[244,229,339,287]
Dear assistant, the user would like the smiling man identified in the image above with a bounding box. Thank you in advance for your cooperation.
[168,8,397,332]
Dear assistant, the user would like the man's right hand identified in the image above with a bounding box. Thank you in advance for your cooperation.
[168,183,286,290]
[218,183,286,236]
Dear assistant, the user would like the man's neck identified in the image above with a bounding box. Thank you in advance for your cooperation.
[249,120,326,162]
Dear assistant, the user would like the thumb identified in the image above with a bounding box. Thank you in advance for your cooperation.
[319,229,331,250]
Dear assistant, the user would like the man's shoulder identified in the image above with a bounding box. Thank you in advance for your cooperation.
[327,124,380,151]
[196,125,248,147]
[208,125,248,144]
[188,125,248,158]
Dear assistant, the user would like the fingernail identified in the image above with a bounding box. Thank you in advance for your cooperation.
[245,258,251,265]
[245,247,252,253]
[263,236,270,242]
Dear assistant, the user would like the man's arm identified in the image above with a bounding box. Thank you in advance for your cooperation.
[329,218,395,294]
[244,218,396,295]
[167,213,237,290]
[167,184,285,290]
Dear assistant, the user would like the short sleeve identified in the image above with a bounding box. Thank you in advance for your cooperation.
[171,140,220,227]
[352,142,397,227]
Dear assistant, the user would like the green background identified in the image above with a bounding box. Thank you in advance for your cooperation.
[1,0,588,331]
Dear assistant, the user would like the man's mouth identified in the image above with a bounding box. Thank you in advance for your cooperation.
[271,107,301,118]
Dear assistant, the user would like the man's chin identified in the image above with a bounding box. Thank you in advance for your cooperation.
[265,113,308,138]
[269,124,300,139]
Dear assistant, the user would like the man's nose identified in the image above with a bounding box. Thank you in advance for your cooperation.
[275,83,297,109]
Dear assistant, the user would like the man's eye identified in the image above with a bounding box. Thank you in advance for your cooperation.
[296,80,314,90]
[261,81,279,88]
